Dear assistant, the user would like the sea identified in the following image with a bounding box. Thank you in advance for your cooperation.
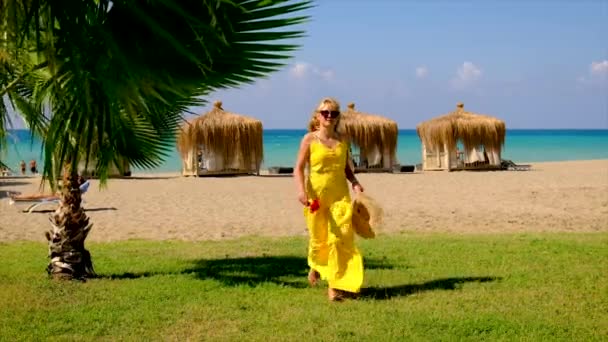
[2,129,607,173]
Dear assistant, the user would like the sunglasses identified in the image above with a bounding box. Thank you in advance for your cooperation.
[319,110,340,119]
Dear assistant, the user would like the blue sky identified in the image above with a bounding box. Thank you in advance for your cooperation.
[201,0,608,129]
[9,0,608,129]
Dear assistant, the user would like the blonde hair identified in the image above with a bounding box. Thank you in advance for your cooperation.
[307,97,341,132]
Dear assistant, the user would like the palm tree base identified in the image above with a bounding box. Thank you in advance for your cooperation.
[45,174,96,281]
[46,222,96,281]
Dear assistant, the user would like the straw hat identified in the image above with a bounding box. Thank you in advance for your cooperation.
[351,192,383,239]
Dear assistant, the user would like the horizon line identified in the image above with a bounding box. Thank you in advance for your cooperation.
[6,127,608,131]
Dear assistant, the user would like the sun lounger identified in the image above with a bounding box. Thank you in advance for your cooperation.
[392,164,415,173]
[268,166,294,175]
[507,164,531,171]
[501,160,532,171]
[8,181,90,213]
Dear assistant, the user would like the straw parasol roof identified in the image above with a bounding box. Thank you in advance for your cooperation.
[340,102,398,164]
[0,159,10,170]
[416,102,505,152]
[177,101,263,168]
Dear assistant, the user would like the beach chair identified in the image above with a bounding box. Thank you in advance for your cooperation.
[267,166,294,175]
[501,159,532,171]
[8,181,90,213]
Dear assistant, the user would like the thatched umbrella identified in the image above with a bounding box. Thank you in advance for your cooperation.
[177,101,263,175]
[416,102,505,169]
[340,102,398,169]
[0,159,11,176]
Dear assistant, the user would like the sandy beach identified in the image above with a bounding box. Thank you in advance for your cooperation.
[0,159,606,242]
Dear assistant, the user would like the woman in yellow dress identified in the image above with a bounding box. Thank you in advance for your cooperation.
[294,97,365,301]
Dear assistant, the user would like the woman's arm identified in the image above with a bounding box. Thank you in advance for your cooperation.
[345,156,360,187]
[294,133,312,205]
[345,161,358,185]
[344,141,364,192]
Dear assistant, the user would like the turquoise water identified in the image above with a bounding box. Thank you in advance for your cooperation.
[2,129,607,173]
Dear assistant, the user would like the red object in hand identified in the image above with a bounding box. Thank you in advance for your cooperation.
[309,199,320,213]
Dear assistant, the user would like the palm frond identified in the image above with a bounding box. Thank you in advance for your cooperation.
[3,0,311,187]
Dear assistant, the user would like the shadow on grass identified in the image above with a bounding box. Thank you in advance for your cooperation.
[98,271,161,279]
[99,256,396,288]
[361,276,500,300]
[185,256,396,288]
[185,256,310,288]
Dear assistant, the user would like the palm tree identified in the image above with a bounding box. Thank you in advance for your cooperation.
[1,0,312,280]
[0,5,44,154]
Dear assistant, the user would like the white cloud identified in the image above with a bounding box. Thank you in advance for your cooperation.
[415,66,428,79]
[289,62,334,81]
[577,60,608,86]
[590,60,608,76]
[290,63,309,78]
[457,62,482,82]
[451,61,482,89]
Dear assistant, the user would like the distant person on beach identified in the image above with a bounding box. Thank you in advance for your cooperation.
[20,160,26,175]
[29,159,37,175]
[294,97,365,302]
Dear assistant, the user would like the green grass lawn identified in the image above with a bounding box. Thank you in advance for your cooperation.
[1,233,606,341]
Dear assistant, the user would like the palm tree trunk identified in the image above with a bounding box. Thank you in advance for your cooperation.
[45,172,95,280]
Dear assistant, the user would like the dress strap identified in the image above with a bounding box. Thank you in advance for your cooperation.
[312,131,321,142]
[313,131,344,142]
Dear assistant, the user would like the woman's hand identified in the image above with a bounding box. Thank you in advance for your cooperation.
[352,183,364,193]
[298,191,309,206]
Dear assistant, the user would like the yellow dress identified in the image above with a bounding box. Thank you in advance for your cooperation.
[304,137,364,293]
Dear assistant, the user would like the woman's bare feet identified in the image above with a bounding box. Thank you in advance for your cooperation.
[328,288,344,302]
[308,269,320,287]
[328,288,359,302]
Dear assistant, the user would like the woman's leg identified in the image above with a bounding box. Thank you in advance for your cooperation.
[306,208,329,283]
[325,201,364,297]
[328,288,343,301]
[308,269,320,287]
